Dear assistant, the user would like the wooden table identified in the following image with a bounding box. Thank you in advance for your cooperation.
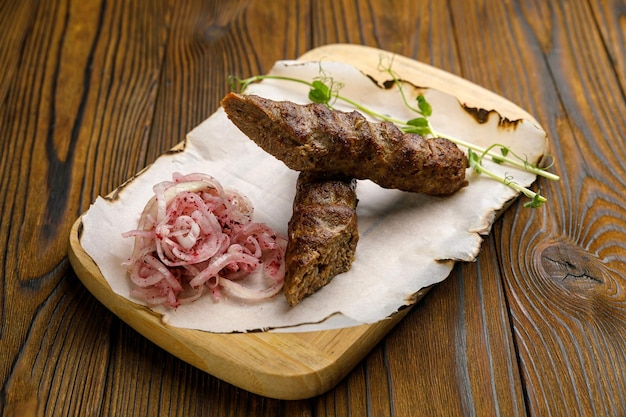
[1,0,624,415]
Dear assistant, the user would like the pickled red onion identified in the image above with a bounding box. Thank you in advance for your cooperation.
[122,172,286,308]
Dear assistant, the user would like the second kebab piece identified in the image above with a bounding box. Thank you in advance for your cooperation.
[284,172,359,306]
[221,92,468,196]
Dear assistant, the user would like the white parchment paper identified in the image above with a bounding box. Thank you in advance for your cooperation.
[80,60,547,333]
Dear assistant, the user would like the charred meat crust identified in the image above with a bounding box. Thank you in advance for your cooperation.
[284,172,359,306]
[221,92,468,196]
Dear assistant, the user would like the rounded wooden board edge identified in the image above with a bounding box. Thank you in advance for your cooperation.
[68,216,417,399]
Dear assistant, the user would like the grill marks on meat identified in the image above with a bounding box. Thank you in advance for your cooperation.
[284,172,359,306]
[221,92,468,196]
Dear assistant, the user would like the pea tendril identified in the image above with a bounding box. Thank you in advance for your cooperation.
[228,60,559,208]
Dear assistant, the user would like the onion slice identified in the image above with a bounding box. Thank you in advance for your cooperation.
[122,172,286,308]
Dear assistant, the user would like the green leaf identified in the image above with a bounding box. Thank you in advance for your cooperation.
[467,149,482,171]
[308,80,331,104]
[416,95,432,116]
[405,117,431,135]
[407,117,429,127]
[523,193,544,208]
[404,126,431,135]
[492,155,505,165]
[492,146,509,164]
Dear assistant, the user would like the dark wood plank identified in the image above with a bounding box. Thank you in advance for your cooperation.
[0,0,173,415]
[589,0,625,90]
[0,0,38,106]
[447,0,626,415]
[144,0,259,160]
[310,0,462,72]
[0,0,110,413]
[384,250,527,416]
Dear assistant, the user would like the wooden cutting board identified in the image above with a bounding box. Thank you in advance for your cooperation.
[68,43,537,400]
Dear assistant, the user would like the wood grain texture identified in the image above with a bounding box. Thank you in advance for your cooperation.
[383,244,527,416]
[590,0,626,91]
[1,0,625,415]
[448,0,626,415]
[1,0,170,415]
